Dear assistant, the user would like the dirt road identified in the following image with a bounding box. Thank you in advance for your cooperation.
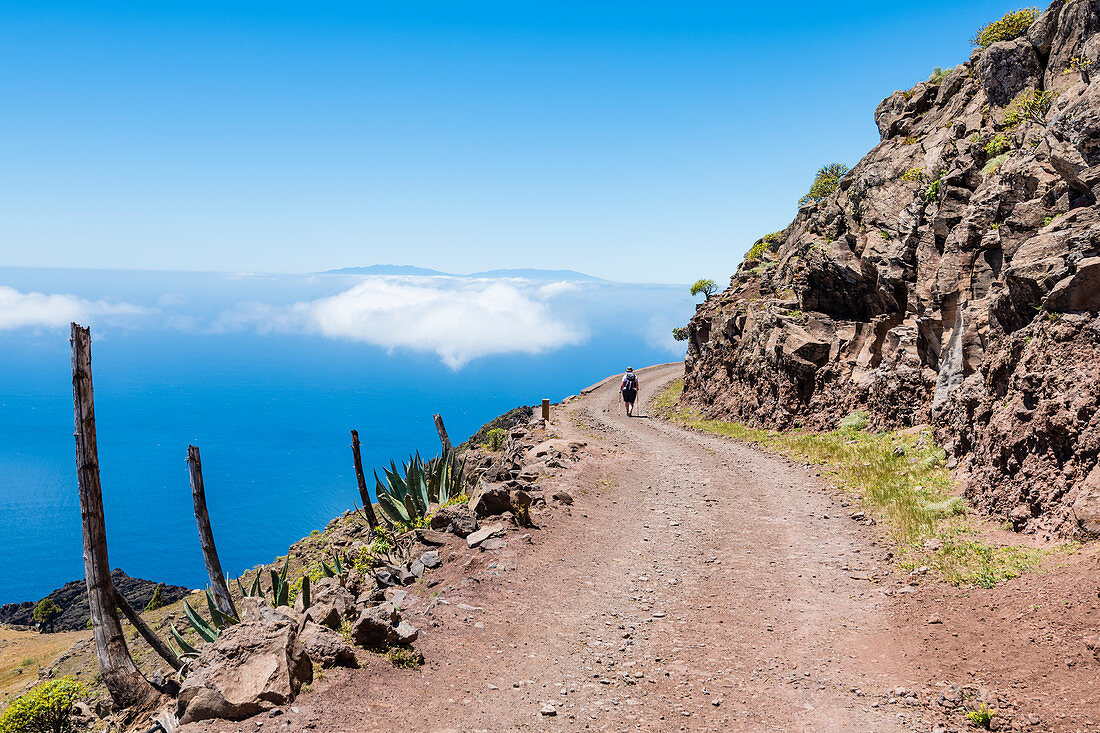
[183,363,942,732]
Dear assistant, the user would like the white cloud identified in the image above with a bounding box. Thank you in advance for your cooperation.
[295,277,582,368]
[0,286,145,331]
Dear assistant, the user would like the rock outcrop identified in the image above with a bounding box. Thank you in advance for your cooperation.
[0,569,190,631]
[176,606,312,724]
[683,0,1100,539]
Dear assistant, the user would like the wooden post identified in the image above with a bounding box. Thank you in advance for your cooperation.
[541,399,550,421]
[114,588,182,672]
[187,445,237,619]
[71,323,152,706]
[351,430,379,530]
[433,414,453,452]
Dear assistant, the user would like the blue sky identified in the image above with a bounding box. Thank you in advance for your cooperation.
[0,1,1018,283]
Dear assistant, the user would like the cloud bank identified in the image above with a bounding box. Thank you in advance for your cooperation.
[0,286,145,331]
[214,277,583,368]
[301,278,581,368]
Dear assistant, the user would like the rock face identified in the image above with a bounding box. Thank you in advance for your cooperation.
[683,0,1100,538]
[0,569,190,630]
[177,613,312,724]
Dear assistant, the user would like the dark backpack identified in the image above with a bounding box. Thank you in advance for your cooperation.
[623,373,637,390]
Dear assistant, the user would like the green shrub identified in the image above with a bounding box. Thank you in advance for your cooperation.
[966,703,995,728]
[671,326,689,342]
[388,647,424,669]
[838,410,870,431]
[144,583,167,612]
[984,132,1011,156]
[1065,56,1093,74]
[971,8,1038,49]
[1003,89,1055,126]
[900,167,925,182]
[929,66,950,83]
[925,179,941,203]
[32,599,62,633]
[0,678,87,733]
[982,153,1009,176]
[483,428,506,452]
[690,279,717,300]
[798,163,849,207]
[746,232,782,261]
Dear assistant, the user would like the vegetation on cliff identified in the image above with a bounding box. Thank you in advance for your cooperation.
[682,0,1100,540]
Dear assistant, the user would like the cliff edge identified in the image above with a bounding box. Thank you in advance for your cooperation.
[683,0,1100,539]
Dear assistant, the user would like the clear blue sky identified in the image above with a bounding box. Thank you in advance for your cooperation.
[0,1,1015,283]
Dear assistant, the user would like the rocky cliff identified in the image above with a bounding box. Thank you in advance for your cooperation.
[683,0,1100,539]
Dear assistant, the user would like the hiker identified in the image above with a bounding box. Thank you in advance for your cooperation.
[621,367,639,417]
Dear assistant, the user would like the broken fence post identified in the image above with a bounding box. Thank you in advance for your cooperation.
[114,587,182,672]
[433,413,453,452]
[71,322,154,706]
[187,445,237,619]
[541,399,550,421]
[351,430,379,530]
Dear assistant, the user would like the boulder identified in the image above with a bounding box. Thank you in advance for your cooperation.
[177,618,312,724]
[415,528,449,545]
[299,621,358,669]
[470,484,513,517]
[420,550,441,569]
[975,37,1042,106]
[466,523,505,549]
[449,507,479,537]
[552,491,574,505]
[350,602,418,649]
[296,577,355,630]
[1045,257,1100,313]
[1071,464,1100,535]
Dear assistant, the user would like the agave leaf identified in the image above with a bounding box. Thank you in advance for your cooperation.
[332,552,344,575]
[377,489,411,525]
[402,493,418,522]
[183,600,218,643]
[279,558,289,583]
[320,558,336,578]
[300,575,311,611]
[236,575,247,597]
[269,569,289,607]
[170,626,200,656]
[249,571,263,598]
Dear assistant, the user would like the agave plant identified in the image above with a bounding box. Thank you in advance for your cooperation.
[374,449,466,526]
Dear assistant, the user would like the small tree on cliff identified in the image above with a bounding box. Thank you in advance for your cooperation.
[799,163,849,207]
[32,599,62,633]
[671,326,689,341]
[690,279,717,301]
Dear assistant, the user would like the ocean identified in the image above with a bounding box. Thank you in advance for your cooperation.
[0,267,692,603]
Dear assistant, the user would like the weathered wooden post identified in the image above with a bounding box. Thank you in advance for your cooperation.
[187,445,237,619]
[114,589,182,672]
[541,399,550,422]
[350,430,379,530]
[433,414,453,451]
[71,323,153,706]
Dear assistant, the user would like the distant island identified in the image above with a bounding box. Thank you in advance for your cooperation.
[321,264,606,281]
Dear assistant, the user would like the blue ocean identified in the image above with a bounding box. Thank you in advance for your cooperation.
[0,267,692,603]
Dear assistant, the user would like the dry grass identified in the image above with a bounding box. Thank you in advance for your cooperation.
[0,627,89,703]
[655,378,1045,588]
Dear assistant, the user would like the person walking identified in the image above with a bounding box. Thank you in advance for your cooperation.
[621,367,639,417]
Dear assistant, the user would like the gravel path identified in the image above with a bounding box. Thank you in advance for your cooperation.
[187,363,931,732]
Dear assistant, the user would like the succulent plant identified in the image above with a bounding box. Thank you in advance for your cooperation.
[374,449,466,526]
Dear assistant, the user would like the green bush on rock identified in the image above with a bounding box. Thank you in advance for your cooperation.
[798,163,849,207]
[0,677,87,733]
[971,8,1038,50]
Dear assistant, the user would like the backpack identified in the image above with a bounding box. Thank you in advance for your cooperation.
[623,372,638,390]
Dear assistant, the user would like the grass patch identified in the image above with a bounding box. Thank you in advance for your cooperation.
[654,379,1044,588]
[387,647,423,669]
